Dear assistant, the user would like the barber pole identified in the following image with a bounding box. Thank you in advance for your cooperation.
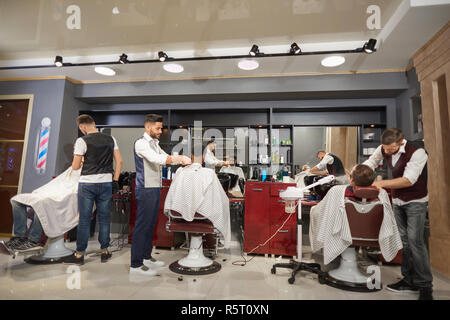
[36,117,51,175]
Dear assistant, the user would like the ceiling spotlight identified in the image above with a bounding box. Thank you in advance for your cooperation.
[290,42,301,54]
[363,39,377,53]
[119,53,129,64]
[249,44,259,57]
[321,55,345,67]
[54,56,63,67]
[94,66,116,76]
[158,51,168,62]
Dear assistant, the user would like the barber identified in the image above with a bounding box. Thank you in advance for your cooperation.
[310,150,347,176]
[65,114,123,265]
[204,140,233,170]
[130,114,191,276]
[363,128,432,300]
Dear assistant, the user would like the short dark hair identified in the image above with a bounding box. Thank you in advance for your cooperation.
[76,114,95,125]
[381,128,404,145]
[144,114,163,124]
[206,139,216,146]
[351,164,376,187]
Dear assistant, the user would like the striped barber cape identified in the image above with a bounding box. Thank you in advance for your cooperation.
[309,185,403,265]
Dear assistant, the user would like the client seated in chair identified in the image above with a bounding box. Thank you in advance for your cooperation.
[164,145,231,274]
[0,167,81,261]
[309,164,402,270]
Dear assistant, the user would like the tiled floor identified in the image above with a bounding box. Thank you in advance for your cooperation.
[1,237,450,300]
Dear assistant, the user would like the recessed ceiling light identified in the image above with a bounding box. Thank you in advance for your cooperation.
[238,59,259,71]
[94,66,116,76]
[163,63,184,73]
[112,7,120,14]
[321,56,345,67]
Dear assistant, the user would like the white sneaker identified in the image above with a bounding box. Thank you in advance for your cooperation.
[143,258,165,268]
[129,265,159,276]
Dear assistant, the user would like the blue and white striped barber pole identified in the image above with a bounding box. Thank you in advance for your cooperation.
[36,117,51,175]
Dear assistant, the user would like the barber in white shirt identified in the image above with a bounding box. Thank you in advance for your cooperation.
[130,114,191,276]
[363,128,432,300]
[204,140,233,170]
[310,150,346,176]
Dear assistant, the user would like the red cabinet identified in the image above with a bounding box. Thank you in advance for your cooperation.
[244,182,297,256]
[128,179,177,248]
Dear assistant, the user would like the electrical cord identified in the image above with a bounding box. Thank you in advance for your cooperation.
[232,200,299,266]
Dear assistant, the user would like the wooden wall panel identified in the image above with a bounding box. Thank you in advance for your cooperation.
[413,22,450,277]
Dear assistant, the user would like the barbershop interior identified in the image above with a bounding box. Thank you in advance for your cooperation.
[0,0,450,301]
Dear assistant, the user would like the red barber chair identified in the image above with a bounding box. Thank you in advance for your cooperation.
[165,210,221,275]
[320,186,384,292]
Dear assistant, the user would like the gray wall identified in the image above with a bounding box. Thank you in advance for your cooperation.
[395,68,423,140]
[110,127,145,172]
[0,79,66,192]
[293,127,326,168]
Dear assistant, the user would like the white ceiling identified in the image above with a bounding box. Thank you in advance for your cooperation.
[0,0,449,82]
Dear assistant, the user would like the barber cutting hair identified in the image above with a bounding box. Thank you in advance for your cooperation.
[310,150,346,177]
[130,114,191,276]
[64,114,123,265]
[363,128,433,300]
[204,140,233,170]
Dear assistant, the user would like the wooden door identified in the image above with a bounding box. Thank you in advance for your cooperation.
[0,99,30,234]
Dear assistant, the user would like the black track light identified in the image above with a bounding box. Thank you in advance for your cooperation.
[119,53,129,64]
[363,39,377,54]
[290,42,301,54]
[54,56,63,67]
[158,51,168,62]
[249,44,259,57]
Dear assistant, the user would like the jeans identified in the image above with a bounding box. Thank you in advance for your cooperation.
[130,187,160,268]
[393,202,433,289]
[11,200,43,243]
[76,182,112,254]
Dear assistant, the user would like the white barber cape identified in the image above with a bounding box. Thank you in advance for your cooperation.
[309,185,402,265]
[11,167,80,238]
[164,163,231,248]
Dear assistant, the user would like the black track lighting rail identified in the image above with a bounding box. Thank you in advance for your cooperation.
[0,41,376,71]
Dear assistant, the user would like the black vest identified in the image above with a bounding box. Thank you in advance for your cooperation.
[80,133,114,176]
[382,140,428,202]
[326,153,346,176]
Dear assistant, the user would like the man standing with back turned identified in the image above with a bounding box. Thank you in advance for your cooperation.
[364,128,433,300]
[64,114,123,265]
[130,114,191,276]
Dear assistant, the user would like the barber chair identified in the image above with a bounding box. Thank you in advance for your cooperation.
[319,186,383,292]
[303,175,336,200]
[165,210,221,275]
[0,207,73,263]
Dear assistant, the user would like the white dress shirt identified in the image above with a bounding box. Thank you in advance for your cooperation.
[363,139,428,205]
[315,153,334,171]
[204,148,222,169]
[134,132,168,188]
